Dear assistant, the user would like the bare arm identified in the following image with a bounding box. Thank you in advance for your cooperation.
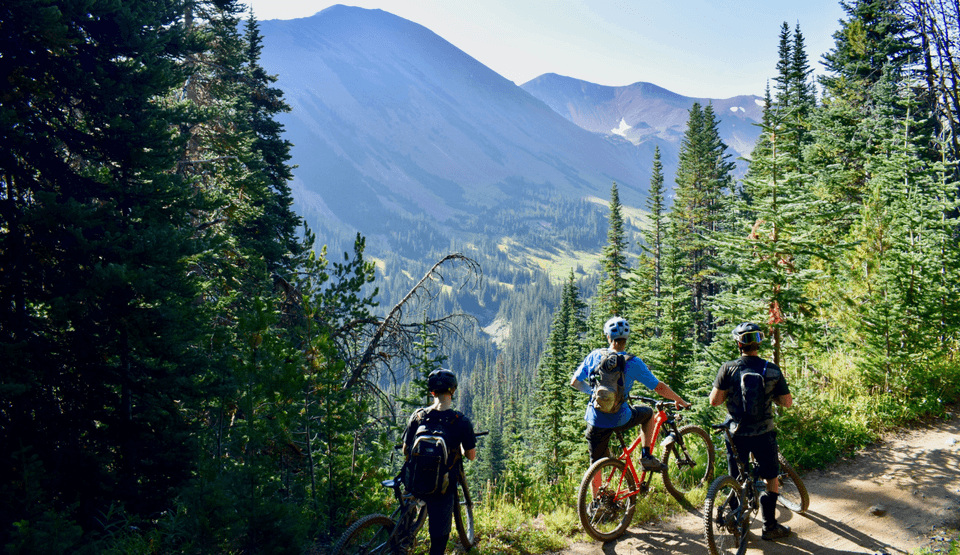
[570,376,592,395]
[709,387,726,407]
[774,393,793,408]
[653,382,691,409]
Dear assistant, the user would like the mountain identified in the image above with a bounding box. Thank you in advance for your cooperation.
[520,73,764,180]
[258,6,656,238]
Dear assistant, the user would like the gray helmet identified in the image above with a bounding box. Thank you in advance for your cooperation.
[427,368,458,393]
[603,316,630,340]
[732,322,764,346]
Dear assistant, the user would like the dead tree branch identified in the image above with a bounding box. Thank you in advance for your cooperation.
[342,253,481,390]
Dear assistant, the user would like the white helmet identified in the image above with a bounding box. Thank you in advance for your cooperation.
[603,316,630,340]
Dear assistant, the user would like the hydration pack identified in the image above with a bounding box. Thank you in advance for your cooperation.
[589,349,634,414]
[403,409,459,496]
[737,361,770,425]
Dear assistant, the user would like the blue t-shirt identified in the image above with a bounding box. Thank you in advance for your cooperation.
[572,349,660,428]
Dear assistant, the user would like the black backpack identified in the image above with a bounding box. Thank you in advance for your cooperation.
[588,349,634,414]
[737,361,770,425]
[403,408,459,496]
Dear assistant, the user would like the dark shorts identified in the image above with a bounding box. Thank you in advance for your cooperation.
[584,405,655,463]
[421,486,455,555]
[726,430,780,481]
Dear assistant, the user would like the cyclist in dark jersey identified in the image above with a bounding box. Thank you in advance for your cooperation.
[401,369,476,555]
[709,322,794,541]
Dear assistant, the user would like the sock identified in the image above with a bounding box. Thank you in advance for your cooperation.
[759,491,779,529]
[641,446,651,458]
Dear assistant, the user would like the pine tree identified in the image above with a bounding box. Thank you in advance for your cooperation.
[0,0,208,540]
[633,146,667,337]
[535,271,587,480]
[593,182,631,328]
[842,69,960,392]
[773,22,795,103]
[670,102,736,344]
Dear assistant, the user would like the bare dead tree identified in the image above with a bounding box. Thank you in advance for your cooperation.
[341,253,482,391]
[905,0,960,163]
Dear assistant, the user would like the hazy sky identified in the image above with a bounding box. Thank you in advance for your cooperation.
[241,1,849,99]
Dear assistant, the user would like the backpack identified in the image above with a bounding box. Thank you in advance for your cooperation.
[403,408,460,496]
[737,361,770,426]
[588,349,634,414]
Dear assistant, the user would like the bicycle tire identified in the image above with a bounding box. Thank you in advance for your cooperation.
[703,475,749,555]
[662,425,715,499]
[577,457,637,542]
[776,452,809,513]
[331,513,395,555]
[454,484,476,550]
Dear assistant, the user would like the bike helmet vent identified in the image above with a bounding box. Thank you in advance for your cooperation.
[603,317,630,340]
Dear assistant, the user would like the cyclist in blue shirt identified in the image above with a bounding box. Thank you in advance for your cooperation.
[570,316,690,469]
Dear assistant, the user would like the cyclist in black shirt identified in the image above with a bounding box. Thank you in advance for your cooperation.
[401,369,476,555]
[709,322,793,541]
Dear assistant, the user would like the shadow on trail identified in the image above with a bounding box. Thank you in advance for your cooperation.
[783,509,902,554]
[586,507,902,555]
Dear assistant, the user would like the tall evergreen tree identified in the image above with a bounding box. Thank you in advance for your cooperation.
[670,103,736,344]
[0,0,208,542]
[535,271,587,480]
[841,69,960,391]
[596,182,631,318]
[642,146,667,332]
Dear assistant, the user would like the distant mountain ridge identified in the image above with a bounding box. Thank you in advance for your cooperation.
[520,73,763,180]
[258,5,656,236]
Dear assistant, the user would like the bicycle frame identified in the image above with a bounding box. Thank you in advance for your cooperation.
[607,401,670,504]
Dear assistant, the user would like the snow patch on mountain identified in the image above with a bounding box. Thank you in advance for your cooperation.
[611,118,641,145]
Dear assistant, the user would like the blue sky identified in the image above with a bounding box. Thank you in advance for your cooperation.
[242,1,848,99]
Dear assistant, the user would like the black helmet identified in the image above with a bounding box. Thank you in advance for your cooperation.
[732,322,764,346]
[427,368,458,393]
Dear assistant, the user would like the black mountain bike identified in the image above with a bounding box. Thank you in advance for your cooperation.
[703,423,809,555]
[332,432,486,555]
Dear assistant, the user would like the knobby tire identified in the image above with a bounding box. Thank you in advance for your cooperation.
[777,452,809,513]
[703,475,749,555]
[331,514,395,555]
[454,482,477,550]
[577,457,637,542]
[662,425,715,499]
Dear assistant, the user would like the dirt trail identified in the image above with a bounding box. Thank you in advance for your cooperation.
[563,412,960,555]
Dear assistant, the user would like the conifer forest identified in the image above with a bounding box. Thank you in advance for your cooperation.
[2,1,960,553]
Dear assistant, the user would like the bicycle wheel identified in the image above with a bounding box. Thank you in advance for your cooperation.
[703,475,749,555]
[331,514,394,555]
[577,457,637,542]
[776,452,809,513]
[454,483,476,550]
[662,425,715,499]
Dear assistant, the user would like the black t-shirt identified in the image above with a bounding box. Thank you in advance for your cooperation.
[401,406,476,467]
[713,355,790,436]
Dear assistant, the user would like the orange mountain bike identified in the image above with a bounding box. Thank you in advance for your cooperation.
[576,396,715,541]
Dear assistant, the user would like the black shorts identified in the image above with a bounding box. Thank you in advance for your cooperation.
[725,430,780,481]
[584,405,655,463]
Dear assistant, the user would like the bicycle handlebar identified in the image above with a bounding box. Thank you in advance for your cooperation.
[629,395,690,411]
